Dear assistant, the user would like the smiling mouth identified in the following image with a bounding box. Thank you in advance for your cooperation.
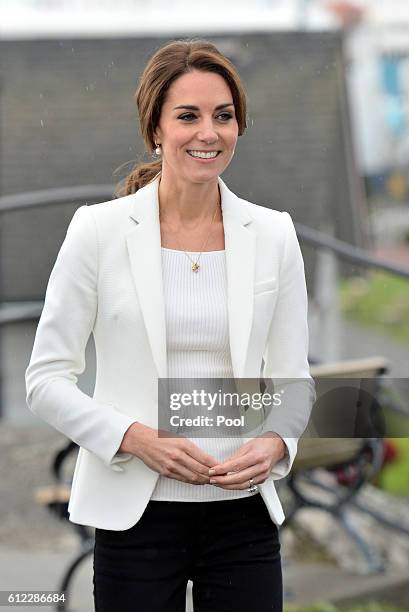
[187,150,222,159]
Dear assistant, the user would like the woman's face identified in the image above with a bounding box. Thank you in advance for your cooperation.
[153,70,239,185]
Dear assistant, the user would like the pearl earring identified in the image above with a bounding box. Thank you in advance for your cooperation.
[155,143,161,156]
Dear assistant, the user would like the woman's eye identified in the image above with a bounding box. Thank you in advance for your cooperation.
[218,112,233,121]
[178,113,233,121]
[178,113,196,121]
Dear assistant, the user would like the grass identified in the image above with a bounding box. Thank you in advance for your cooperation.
[339,273,409,495]
[285,603,409,611]
[376,438,409,495]
[339,271,409,343]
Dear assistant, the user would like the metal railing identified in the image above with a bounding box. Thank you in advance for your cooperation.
[296,222,409,280]
[1,185,408,277]
[1,184,409,325]
[0,185,115,213]
[0,186,117,324]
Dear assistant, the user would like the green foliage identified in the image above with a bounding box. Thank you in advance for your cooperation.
[377,438,409,495]
[339,272,409,343]
[285,602,408,612]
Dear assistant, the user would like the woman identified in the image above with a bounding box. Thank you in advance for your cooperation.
[25,38,315,611]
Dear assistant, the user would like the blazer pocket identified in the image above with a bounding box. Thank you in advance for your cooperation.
[254,278,278,296]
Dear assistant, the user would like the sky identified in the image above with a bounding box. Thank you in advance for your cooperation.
[0,0,338,39]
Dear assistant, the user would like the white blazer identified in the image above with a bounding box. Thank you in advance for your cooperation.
[25,174,315,530]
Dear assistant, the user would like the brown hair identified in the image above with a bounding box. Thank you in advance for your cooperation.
[113,37,248,197]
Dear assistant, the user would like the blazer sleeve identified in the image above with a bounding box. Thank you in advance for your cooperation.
[260,211,316,480]
[25,204,138,471]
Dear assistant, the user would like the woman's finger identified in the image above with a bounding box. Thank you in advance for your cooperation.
[210,464,266,486]
[212,473,266,490]
[164,459,211,484]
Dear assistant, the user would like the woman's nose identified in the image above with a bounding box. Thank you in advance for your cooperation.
[197,123,219,144]
[198,134,219,146]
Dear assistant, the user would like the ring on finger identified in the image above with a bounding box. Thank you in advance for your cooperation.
[247,477,258,493]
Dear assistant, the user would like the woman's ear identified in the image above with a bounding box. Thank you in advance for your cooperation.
[153,125,161,144]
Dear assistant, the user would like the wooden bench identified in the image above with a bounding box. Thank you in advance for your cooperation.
[280,355,390,573]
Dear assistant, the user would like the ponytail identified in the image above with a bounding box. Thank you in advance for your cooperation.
[113,159,162,198]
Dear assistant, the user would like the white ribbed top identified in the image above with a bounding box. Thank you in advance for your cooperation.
[150,247,257,502]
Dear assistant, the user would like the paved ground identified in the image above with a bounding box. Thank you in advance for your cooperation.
[1,545,408,611]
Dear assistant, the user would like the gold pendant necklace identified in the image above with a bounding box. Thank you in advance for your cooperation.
[160,193,220,272]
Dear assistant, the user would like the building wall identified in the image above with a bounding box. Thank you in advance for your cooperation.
[0,32,366,300]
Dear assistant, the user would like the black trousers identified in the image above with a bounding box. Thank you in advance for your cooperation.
[93,492,282,612]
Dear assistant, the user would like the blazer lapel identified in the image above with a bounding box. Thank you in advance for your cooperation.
[219,178,255,379]
[126,177,168,379]
[126,174,255,381]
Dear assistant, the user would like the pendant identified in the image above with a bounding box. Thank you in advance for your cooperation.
[191,262,200,272]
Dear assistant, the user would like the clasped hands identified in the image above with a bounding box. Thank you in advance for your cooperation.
[121,423,286,489]
[206,432,286,490]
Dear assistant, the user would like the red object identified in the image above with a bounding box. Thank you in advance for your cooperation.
[382,439,398,464]
[326,1,366,27]
[335,465,359,486]
[333,440,398,486]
